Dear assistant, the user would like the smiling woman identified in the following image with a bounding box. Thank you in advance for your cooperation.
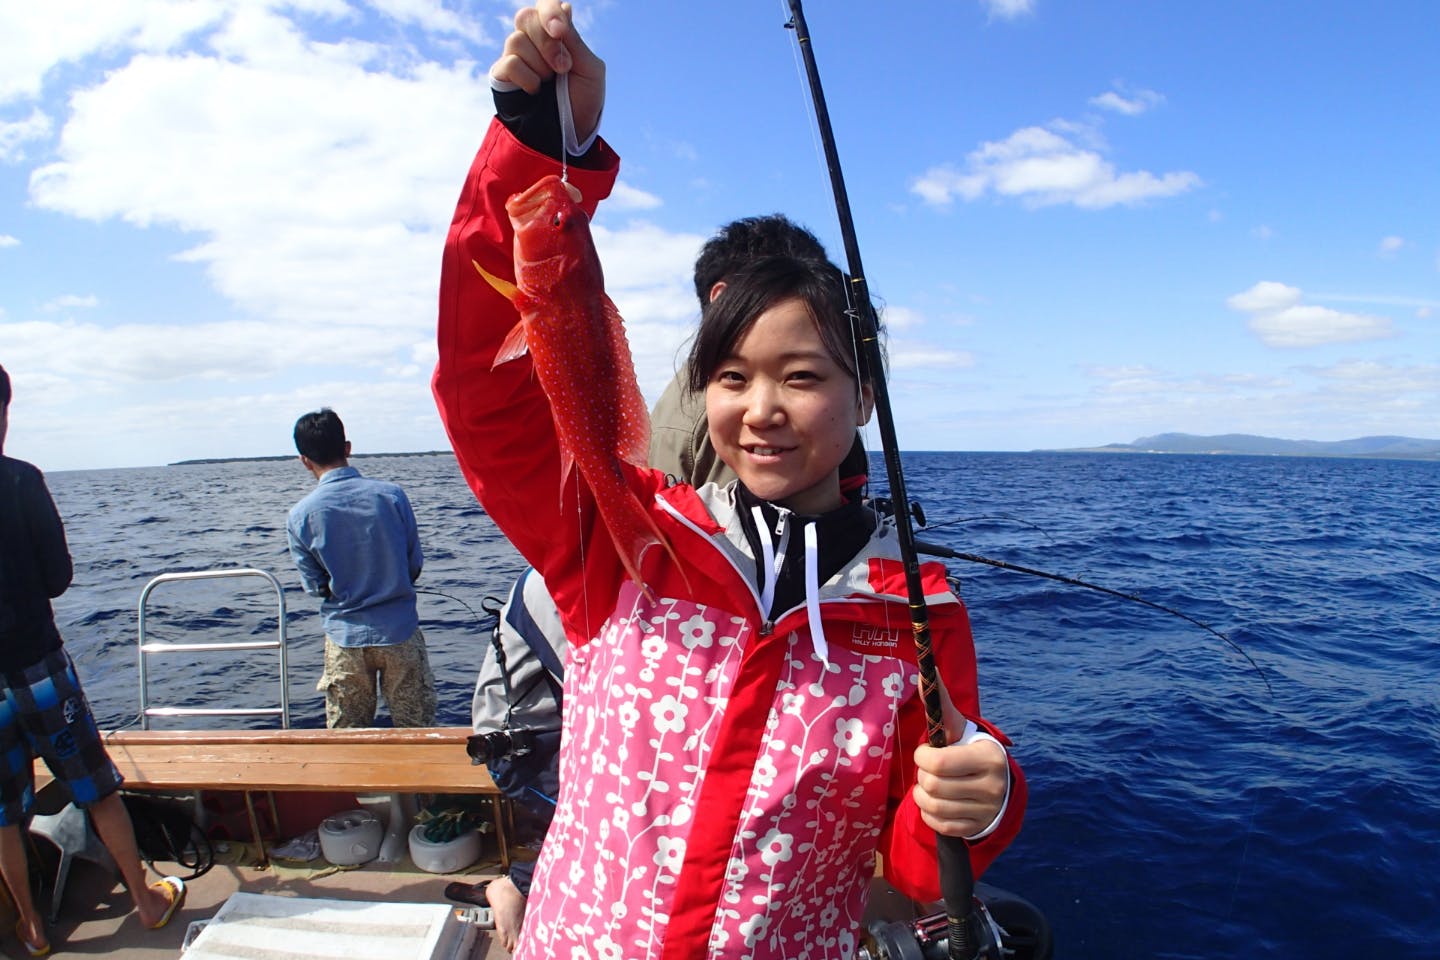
[431,5,1025,957]
[690,260,874,515]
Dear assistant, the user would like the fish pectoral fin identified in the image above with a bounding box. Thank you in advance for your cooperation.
[492,321,531,367]
[474,260,519,301]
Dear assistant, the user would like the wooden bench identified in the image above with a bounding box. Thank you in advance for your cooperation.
[34,726,509,870]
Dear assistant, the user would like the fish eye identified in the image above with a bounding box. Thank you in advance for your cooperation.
[552,213,563,227]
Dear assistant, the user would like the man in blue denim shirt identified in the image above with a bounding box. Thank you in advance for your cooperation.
[287,408,436,727]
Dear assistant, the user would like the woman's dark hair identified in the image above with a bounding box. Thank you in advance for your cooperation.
[293,408,347,465]
[685,255,876,395]
[0,364,10,408]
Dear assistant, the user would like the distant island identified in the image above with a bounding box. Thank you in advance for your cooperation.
[1058,433,1440,460]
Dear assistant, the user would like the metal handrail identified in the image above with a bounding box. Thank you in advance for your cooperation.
[137,568,290,729]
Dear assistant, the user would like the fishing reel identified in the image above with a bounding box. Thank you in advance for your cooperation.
[870,496,928,528]
[858,902,1002,960]
[858,886,1052,960]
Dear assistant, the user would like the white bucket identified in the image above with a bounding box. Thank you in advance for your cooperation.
[318,809,383,866]
[408,823,482,873]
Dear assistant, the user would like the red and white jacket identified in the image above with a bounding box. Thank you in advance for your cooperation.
[434,119,1026,960]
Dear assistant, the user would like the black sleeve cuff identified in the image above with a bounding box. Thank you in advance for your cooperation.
[493,78,608,170]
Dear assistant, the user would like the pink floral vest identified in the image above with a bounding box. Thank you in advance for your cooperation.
[515,581,920,960]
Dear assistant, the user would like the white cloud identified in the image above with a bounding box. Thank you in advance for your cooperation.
[0,234,18,248]
[1377,235,1404,256]
[42,294,98,311]
[1303,360,1440,403]
[0,0,229,104]
[1226,281,1393,348]
[889,345,974,371]
[912,124,1200,209]
[365,0,493,46]
[1089,87,1164,116]
[0,0,714,470]
[0,108,52,162]
[22,6,493,336]
[1226,280,1300,314]
[981,0,1035,21]
[879,305,925,331]
[608,180,662,211]
[0,318,413,383]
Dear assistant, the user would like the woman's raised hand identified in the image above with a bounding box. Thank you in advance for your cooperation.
[490,1,606,142]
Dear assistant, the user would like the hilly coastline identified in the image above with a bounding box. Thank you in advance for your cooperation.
[1063,432,1440,460]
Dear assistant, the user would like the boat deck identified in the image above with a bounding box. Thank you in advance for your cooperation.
[5,841,513,959]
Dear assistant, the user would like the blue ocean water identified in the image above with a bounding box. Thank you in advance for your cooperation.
[44,451,1440,958]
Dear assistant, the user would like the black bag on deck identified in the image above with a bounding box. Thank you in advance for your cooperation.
[121,793,214,880]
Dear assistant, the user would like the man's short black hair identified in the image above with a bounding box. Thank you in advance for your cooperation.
[294,408,347,465]
[0,363,10,408]
[692,215,828,307]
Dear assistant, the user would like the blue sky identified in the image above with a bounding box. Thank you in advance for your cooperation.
[1,0,1436,472]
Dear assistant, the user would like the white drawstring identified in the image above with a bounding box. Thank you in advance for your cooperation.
[804,521,828,666]
[752,505,779,615]
[750,506,826,665]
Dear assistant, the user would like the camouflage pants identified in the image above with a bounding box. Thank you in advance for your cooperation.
[318,628,437,728]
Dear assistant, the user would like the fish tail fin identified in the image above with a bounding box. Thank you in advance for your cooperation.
[627,493,693,597]
[646,514,693,596]
[593,479,694,598]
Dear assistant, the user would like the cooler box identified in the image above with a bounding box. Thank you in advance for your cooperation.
[179,892,481,959]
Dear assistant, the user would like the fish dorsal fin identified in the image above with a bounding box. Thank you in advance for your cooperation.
[493,321,530,367]
[601,294,651,467]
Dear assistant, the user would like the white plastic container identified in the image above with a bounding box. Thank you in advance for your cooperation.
[318,809,383,866]
[408,823,482,873]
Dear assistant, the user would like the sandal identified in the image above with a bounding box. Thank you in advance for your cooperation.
[149,876,187,930]
[443,880,491,908]
[14,921,51,958]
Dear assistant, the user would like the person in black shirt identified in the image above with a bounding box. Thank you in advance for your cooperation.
[0,364,185,955]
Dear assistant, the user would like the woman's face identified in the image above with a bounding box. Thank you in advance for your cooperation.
[705,297,872,515]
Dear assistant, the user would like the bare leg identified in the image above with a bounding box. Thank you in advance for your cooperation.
[0,824,47,953]
[486,874,527,953]
[87,793,169,926]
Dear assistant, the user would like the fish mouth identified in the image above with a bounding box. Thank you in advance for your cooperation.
[506,176,570,227]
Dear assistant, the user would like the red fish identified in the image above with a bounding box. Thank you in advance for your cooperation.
[476,175,680,591]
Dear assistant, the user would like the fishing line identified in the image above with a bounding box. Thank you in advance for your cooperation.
[556,71,572,184]
[917,513,1060,545]
[924,529,1276,929]
[416,587,495,633]
[915,538,1272,695]
[779,0,832,212]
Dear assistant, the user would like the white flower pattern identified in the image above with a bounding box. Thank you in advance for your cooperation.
[515,583,918,960]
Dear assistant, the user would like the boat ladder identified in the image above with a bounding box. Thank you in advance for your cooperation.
[137,568,291,729]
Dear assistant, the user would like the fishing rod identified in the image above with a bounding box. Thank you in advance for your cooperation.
[782,4,990,958]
